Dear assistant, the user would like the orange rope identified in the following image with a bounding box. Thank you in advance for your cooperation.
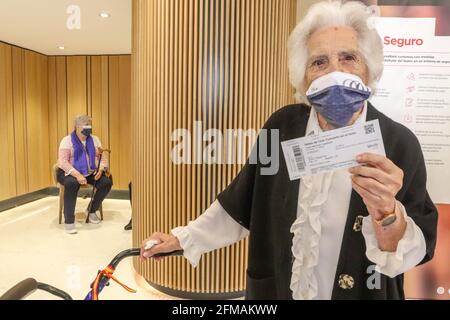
[91,265,136,300]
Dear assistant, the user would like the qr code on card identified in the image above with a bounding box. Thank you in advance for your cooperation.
[364,123,375,134]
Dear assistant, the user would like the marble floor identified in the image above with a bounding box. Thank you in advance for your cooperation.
[0,196,179,300]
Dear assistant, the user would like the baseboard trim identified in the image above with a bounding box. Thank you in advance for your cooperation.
[0,188,52,212]
[0,187,130,212]
[148,282,245,300]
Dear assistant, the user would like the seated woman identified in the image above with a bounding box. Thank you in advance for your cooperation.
[57,115,113,234]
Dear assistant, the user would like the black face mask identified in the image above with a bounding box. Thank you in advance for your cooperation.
[81,126,92,137]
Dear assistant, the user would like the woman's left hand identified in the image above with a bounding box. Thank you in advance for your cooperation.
[95,169,103,181]
[349,153,404,221]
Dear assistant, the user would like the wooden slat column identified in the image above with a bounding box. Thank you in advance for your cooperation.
[132,0,297,298]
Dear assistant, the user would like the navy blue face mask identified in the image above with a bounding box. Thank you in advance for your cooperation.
[81,126,92,137]
[306,71,371,128]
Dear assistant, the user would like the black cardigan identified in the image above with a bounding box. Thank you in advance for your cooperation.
[217,103,438,300]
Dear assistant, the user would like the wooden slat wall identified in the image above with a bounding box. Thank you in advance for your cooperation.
[24,51,50,192]
[0,43,16,200]
[0,43,51,200]
[66,56,88,129]
[109,56,132,189]
[91,56,110,149]
[132,0,297,295]
[0,41,132,200]
[12,47,29,196]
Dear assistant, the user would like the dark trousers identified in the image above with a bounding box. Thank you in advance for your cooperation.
[57,169,113,224]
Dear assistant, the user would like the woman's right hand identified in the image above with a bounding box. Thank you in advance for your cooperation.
[140,232,182,261]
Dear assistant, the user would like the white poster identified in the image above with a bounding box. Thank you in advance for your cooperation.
[370,17,450,204]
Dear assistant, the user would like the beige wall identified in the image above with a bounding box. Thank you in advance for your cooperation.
[0,41,132,201]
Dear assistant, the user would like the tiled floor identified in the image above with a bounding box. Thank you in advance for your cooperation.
[0,196,178,300]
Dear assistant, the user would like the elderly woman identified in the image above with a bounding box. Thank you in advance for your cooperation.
[57,115,112,234]
[140,1,438,299]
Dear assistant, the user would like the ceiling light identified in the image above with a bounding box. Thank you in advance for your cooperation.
[99,12,110,18]
[57,46,65,50]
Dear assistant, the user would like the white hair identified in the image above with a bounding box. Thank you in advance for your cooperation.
[73,114,92,127]
[288,0,384,102]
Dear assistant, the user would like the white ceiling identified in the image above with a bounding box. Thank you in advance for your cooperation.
[0,0,131,56]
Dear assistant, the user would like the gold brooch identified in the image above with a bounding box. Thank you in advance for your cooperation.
[338,274,355,290]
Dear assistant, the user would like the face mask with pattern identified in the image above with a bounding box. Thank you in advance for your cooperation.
[306,71,371,128]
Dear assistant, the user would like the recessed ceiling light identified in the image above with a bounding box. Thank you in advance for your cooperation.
[99,12,110,18]
[57,46,65,50]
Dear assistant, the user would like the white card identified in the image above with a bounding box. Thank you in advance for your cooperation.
[281,119,386,180]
